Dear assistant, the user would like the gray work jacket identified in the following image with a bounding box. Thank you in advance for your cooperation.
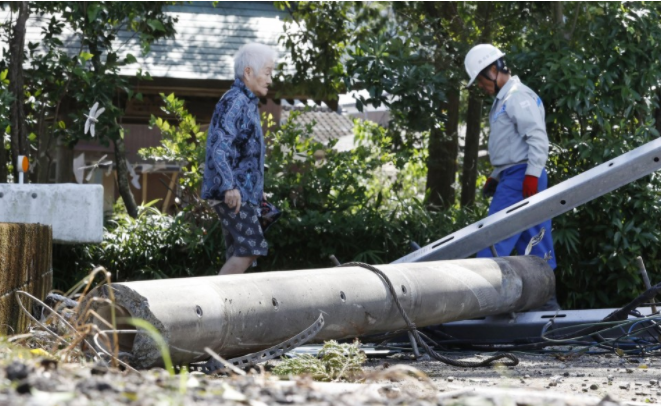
[488,76,549,180]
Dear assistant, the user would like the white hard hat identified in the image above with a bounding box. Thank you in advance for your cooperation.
[464,44,506,87]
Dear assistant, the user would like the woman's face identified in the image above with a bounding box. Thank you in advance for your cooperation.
[243,60,274,97]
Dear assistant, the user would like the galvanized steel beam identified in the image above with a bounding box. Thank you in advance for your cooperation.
[85,256,554,369]
[394,137,661,263]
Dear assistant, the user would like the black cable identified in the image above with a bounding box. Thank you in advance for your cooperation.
[338,261,519,368]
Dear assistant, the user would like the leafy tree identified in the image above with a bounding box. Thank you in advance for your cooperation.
[0,68,13,181]
[280,2,461,209]
[141,92,208,219]
[6,2,28,183]
[278,2,541,210]
[1,2,176,218]
[509,2,661,307]
[278,1,661,308]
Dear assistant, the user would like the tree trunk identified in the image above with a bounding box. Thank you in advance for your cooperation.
[86,31,138,218]
[426,89,459,210]
[113,137,139,218]
[54,98,76,183]
[655,89,661,139]
[460,1,492,208]
[417,2,463,210]
[553,2,564,28]
[55,137,73,183]
[8,2,29,183]
[0,135,7,183]
[460,93,483,207]
[34,107,52,183]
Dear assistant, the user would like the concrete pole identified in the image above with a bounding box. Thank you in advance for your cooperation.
[85,256,554,369]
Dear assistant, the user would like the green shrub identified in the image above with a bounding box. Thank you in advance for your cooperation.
[260,109,486,269]
[509,3,661,308]
[52,202,223,290]
[53,100,489,288]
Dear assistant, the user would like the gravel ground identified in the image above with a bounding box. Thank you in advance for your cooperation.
[0,348,658,405]
[361,350,661,405]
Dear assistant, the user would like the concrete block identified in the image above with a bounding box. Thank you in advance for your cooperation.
[0,184,103,243]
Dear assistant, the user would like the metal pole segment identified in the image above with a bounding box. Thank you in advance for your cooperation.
[85,256,554,369]
[393,138,661,264]
[636,256,657,314]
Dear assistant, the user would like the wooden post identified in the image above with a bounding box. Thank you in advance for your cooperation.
[162,172,178,213]
[142,172,148,205]
[0,223,52,334]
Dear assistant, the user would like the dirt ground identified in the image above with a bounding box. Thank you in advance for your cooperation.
[361,350,661,405]
[1,346,659,405]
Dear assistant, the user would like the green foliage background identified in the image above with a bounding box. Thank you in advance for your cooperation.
[53,103,488,286]
[507,3,661,307]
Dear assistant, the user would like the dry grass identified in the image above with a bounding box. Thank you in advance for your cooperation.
[9,266,138,371]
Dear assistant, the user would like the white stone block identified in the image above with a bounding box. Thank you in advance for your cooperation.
[0,184,103,244]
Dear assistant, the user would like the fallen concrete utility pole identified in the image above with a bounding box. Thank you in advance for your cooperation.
[85,256,554,369]
[394,137,661,263]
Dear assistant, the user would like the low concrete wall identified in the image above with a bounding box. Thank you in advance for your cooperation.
[0,223,52,334]
[0,184,103,244]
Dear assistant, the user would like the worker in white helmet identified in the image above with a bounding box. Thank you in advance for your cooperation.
[464,44,557,278]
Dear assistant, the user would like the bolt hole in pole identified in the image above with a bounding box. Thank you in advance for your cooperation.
[432,236,454,249]
[195,305,203,317]
[506,201,529,214]
[609,162,614,167]
[32,193,37,199]
[340,291,346,302]
[272,297,279,310]
[560,200,566,205]
[401,285,407,294]
[655,157,660,162]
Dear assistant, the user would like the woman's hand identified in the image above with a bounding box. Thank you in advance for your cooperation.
[224,189,242,214]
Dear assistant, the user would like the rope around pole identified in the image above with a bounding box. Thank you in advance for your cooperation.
[338,261,519,368]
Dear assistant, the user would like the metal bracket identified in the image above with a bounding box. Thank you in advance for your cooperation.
[196,313,325,374]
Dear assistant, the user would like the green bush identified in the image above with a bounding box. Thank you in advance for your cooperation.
[52,202,223,290]
[53,100,489,289]
[510,2,661,308]
[260,112,487,268]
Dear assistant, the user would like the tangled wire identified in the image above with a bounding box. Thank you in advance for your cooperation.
[386,279,661,360]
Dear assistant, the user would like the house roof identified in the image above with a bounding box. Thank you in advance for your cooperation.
[122,2,287,81]
[281,101,355,148]
[2,2,287,82]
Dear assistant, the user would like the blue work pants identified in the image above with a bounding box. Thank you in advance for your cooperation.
[476,164,557,270]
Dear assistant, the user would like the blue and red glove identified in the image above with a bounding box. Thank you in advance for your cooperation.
[522,175,539,198]
[482,177,499,198]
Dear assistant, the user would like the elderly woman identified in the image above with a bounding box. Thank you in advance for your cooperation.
[201,43,278,275]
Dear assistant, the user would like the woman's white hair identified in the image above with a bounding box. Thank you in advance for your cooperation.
[234,43,278,79]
